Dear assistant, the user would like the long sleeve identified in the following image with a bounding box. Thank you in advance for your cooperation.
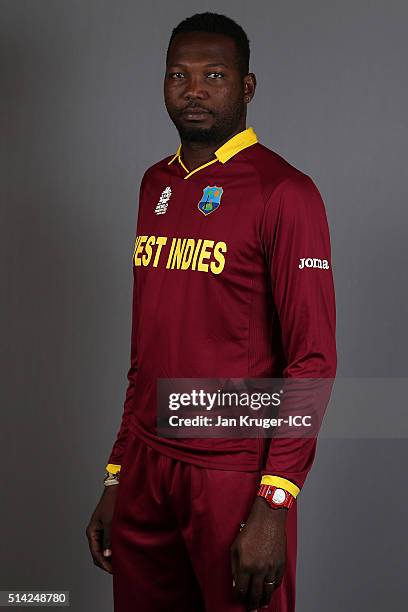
[259,173,337,493]
[105,176,146,472]
[105,265,140,471]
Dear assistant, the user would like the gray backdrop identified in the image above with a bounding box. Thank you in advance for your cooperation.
[1,1,407,611]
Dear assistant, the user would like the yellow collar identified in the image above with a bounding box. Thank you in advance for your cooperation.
[167,126,258,179]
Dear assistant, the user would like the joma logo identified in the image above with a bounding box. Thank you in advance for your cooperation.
[299,258,330,269]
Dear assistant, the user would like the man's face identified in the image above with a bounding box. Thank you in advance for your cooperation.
[164,31,249,144]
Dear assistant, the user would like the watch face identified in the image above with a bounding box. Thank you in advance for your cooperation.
[271,488,286,504]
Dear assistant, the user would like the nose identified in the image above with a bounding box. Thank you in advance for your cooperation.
[183,74,208,101]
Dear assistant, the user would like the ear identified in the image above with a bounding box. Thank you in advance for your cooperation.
[243,73,257,101]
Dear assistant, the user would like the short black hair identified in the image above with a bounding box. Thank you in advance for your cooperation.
[167,12,250,76]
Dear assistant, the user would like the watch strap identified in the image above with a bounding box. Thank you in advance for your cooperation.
[257,484,295,509]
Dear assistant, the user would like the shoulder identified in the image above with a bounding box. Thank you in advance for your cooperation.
[245,145,328,234]
[140,154,175,185]
[249,144,325,219]
[242,142,322,206]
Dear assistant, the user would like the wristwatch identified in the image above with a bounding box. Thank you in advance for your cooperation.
[257,484,295,510]
[103,470,120,486]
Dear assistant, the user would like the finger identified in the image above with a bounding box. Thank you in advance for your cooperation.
[87,522,113,574]
[230,546,237,588]
[102,521,111,553]
[234,569,251,602]
[259,580,276,608]
[93,555,112,573]
[259,572,283,608]
[247,573,265,611]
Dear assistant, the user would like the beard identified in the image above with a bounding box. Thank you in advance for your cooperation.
[168,101,245,145]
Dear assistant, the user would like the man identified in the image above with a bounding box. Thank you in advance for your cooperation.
[86,12,337,612]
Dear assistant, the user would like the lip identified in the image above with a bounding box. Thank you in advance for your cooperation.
[180,108,211,120]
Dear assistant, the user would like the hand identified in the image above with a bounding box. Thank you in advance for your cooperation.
[85,485,118,574]
[230,496,288,611]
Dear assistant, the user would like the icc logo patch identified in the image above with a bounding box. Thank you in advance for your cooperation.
[198,185,223,216]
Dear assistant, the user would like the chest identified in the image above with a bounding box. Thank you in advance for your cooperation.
[134,175,267,280]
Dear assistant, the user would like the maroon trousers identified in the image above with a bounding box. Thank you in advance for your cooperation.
[111,431,297,612]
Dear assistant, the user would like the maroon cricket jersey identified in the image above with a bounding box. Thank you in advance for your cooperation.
[106,127,337,490]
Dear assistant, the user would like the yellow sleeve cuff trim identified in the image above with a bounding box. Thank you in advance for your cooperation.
[106,463,121,474]
[261,475,300,498]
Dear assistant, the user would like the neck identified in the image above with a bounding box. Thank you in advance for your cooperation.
[180,121,247,172]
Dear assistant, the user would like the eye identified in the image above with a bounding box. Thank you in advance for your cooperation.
[169,72,184,79]
[207,72,224,78]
